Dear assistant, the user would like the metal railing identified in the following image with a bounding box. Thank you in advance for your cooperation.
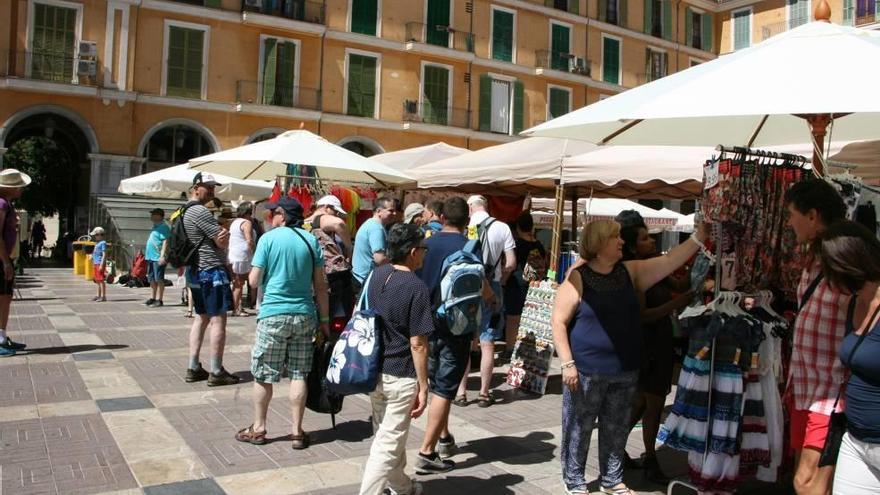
[402,101,470,129]
[241,0,325,25]
[535,50,591,76]
[236,80,321,111]
[544,0,579,15]
[404,22,475,52]
[2,50,100,86]
[857,12,877,25]
[170,0,224,8]
[638,72,666,84]
[761,21,788,40]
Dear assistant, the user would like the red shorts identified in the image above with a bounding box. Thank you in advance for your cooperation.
[790,408,831,451]
[93,264,105,283]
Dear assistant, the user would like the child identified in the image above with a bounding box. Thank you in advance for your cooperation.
[91,227,108,302]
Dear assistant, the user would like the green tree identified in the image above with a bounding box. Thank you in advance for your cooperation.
[4,136,74,217]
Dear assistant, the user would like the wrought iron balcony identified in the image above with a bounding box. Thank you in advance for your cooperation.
[404,22,474,52]
[241,0,325,25]
[236,80,322,111]
[535,50,591,76]
[857,12,876,26]
[402,100,471,129]
[2,50,99,86]
[544,0,579,15]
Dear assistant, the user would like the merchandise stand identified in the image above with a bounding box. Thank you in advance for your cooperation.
[506,280,558,395]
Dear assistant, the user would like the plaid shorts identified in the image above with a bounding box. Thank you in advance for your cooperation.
[251,314,317,383]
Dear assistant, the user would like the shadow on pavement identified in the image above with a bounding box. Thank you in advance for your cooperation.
[421,473,527,494]
[456,431,556,470]
[309,419,373,445]
[25,344,128,354]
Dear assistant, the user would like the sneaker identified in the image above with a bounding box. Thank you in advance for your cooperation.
[0,345,15,357]
[148,300,164,308]
[383,481,423,495]
[2,339,26,350]
[438,435,458,458]
[415,452,455,475]
[208,368,241,387]
[185,366,209,383]
[144,298,156,306]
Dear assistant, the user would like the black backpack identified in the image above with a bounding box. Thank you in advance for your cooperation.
[165,202,203,268]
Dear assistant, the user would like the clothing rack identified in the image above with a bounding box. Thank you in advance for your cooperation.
[715,145,809,167]
[276,174,379,187]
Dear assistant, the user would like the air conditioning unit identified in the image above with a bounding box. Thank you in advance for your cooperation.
[78,41,97,58]
[77,59,97,77]
[569,57,590,76]
[244,0,261,8]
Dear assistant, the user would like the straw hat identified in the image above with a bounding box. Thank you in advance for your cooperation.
[0,169,32,188]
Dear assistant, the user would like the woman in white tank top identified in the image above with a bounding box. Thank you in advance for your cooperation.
[228,203,255,316]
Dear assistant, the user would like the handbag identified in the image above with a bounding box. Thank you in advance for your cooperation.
[817,296,878,467]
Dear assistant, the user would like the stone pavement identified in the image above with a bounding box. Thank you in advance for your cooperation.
[0,268,692,495]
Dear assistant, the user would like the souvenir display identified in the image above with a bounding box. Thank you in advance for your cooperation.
[507,280,557,395]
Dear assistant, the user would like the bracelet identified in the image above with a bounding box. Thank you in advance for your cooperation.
[560,360,576,369]
[690,233,707,251]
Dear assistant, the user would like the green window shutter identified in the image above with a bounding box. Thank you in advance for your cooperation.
[548,88,569,119]
[423,65,449,125]
[426,0,451,46]
[512,80,524,135]
[602,37,620,85]
[351,0,378,36]
[685,8,693,48]
[492,9,514,62]
[166,27,186,96]
[204,0,220,8]
[551,24,570,71]
[599,0,607,24]
[347,54,377,117]
[478,74,492,132]
[619,0,628,28]
[185,29,204,98]
[261,38,277,105]
[644,48,651,82]
[31,3,77,81]
[643,0,652,33]
[662,0,672,40]
[276,41,296,106]
[733,10,750,50]
[843,0,853,25]
[702,14,713,51]
[789,0,808,27]
[346,55,362,116]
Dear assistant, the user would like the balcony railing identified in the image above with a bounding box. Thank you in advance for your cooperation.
[241,0,325,25]
[857,12,876,25]
[404,22,474,52]
[171,0,223,8]
[761,21,788,40]
[637,72,666,85]
[236,80,321,111]
[2,50,99,86]
[544,0,579,15]
[402,100,470,129]
[535,50,591,76]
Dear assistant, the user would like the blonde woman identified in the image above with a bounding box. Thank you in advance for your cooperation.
[552,219,707,495]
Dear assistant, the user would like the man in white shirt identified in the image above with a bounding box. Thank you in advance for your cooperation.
[454,195,516,408]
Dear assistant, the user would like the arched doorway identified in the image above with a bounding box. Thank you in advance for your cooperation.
[139,120,218,174]
[337,136,384,157]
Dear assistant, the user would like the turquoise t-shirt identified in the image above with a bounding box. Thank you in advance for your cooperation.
[145,222,171,261]
[352,218,386,282]
[92,240,107,264]
[252,226,324,320]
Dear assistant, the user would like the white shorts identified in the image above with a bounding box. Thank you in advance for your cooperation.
[231,261,252,275]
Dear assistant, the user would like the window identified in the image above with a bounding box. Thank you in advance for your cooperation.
[732,9,751,51]
[548,86,571,120]
[421,64,451,125]
[600,0,626,26]
[30,2,79,82]
[164,23,208,99]
[686,8,712,51]
[602,35,621,85]
[550,22,571,71]
[260,37,298,107]
[788,0,810,28]
[491,7,515,63]
[256,0,308,21]
[350,0,378,36]
[645,48,667,82]
[346,52,379,118]
[478,74,524,135]
[144,124,213,169]
[690,59,703,67]
[425,0,451,47]
[855,0,877,24]
[644,0,671,39]
[843,0,854,25]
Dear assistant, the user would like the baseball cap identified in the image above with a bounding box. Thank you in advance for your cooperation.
[150,208,165,217]
[467,195,487,206]
[90,227,105,236]
[316,195,347,215]
[264,196,304,222]
[192,171,222,187]
[403,203,425,224]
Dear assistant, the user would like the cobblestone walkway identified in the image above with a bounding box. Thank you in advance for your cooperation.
[0,268,690,495]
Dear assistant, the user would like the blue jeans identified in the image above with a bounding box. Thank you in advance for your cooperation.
[561,370,639,491]
[479,281,504,343]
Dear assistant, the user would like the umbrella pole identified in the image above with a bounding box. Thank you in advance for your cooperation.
[570,189,579,243]
[806,114,831,177]
[549,180,565,279]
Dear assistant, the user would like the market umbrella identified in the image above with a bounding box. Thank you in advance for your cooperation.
[188,130,413,185]
[523,8,880,175]
[368,142,471,171]
[118,164,273,201]
[828,140,880,180]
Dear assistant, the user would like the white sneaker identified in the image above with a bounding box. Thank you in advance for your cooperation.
[384,480,423,495]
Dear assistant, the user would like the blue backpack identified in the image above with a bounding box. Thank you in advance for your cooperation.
[435,239,485,336]
[325,271,384,395]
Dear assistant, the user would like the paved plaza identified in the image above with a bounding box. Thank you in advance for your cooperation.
[0,268,693,495]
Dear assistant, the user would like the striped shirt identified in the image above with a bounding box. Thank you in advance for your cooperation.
[182,203,225,270]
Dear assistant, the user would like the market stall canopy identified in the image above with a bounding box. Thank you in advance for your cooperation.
[523,20,880,168]
[828,140,880,180]
[188,130,413,185]
[118,164,273,201]
[531,197,683,230]
[368,142,471,171]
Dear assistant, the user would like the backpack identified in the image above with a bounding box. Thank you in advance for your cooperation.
[435,239,485,336]
[166,202,204,268]
[522,246,548,282]
[306,336,344,428]
[130,251,147,279]
[306,215,351,275]
[469,217,503,280]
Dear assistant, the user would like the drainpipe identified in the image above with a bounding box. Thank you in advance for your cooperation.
[585,7,591,104]
[465,0,474,148]
[317,0,326,136]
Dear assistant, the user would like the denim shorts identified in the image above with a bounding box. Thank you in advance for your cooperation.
[479,281,504,343]
[195,267,231,317]
[428,332,472,400]
[146,260,166,283]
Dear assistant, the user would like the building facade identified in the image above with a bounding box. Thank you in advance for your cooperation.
[2,0,858,231]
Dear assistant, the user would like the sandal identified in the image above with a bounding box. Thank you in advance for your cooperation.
[452,394,468,407]
[235,425,267,445]
[184,310,193,318]
[477,393,495,408]
[599,485,635,495]
[291,431,310,450]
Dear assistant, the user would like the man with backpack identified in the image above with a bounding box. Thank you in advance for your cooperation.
[174,173,239,387]
[306,195,354,317]
[234,196,329,450]
[455,195,516,408]
[415,197,491,474]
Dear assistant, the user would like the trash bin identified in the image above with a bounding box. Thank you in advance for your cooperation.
[72,241,94,276]
[82,242,96,281]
